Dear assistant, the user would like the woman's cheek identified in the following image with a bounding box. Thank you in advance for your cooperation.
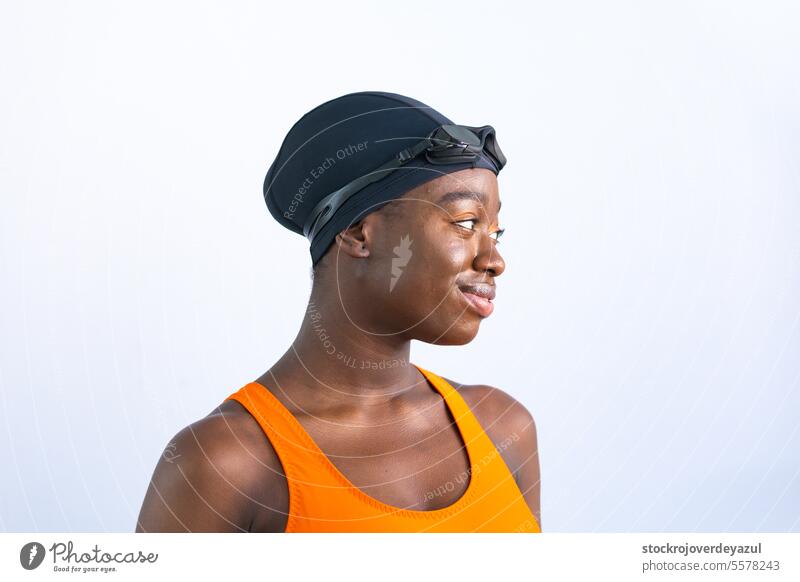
[442,235,473,267]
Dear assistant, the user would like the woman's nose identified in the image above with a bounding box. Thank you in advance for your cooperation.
[473,232,505,277]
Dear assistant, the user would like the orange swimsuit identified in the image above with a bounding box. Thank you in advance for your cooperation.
[224,364,541,533]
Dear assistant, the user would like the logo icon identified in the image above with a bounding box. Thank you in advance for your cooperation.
[162,440,181,463]
[20,542,46,570]
[390,234,413,292]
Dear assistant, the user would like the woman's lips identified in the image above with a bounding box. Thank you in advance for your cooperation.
[458,284,496,318]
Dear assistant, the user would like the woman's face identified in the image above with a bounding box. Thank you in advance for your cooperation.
[334,168,506,345]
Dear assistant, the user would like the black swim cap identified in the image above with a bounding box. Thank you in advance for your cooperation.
[263,91,503,265]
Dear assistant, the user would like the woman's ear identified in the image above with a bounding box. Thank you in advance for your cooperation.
[335,220,371,259]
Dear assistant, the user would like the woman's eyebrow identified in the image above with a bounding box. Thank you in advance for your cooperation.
[435,190,502,212]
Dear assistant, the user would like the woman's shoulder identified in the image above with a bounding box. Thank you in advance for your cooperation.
[439,375,538,473]
[136,399,289,532]
[172,399,288,484]
[440,375,536,430]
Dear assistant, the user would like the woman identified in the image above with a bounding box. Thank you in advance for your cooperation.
[136,92,541,532]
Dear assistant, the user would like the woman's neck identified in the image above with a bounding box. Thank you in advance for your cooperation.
[265,296,421,405]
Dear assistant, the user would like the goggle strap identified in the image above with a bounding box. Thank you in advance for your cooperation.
[303,137,432,239]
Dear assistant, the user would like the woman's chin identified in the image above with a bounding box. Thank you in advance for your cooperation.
[418,318,481,346]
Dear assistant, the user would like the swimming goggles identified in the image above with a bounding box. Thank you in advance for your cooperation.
[303,124,506,242]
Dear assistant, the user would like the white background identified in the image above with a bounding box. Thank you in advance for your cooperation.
[0,0,798,532]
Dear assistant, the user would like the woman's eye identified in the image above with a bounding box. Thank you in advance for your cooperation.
[454,220,504,242]
[454,219,478,231]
